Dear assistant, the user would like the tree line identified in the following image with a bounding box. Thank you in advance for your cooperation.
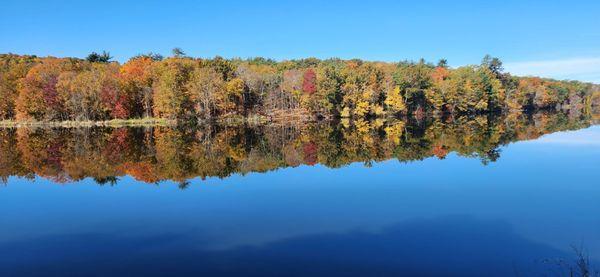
[0,110,593,186]
[1,50,599,122]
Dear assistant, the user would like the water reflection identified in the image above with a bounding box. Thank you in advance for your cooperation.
[0,216,573,277]
[1,111,600,276]
[0,111,594,185]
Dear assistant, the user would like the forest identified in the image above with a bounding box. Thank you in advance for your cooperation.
[0,110,596,186]
[1,50,599,123]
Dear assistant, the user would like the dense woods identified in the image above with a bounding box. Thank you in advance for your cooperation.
[0,110,595,186]
[1,52,598,123]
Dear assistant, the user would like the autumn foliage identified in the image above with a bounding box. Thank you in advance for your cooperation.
[302,69,317,94]
[0,53,598,123]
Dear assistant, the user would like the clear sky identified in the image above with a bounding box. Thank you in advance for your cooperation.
[1,0,599,82]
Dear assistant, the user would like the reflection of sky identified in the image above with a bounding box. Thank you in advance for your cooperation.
[522,125,600,145]
[1,125,600,276]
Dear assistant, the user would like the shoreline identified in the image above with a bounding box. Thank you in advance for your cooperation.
[1,109,598,128]
[0,118,177,128]
[0,109,318,128]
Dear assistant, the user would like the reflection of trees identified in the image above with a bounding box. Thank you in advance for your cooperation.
[0,110,594,186]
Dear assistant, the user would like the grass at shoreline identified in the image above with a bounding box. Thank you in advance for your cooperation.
[3,109,596,128]
[0,113,311,128]
[0,118,177,128]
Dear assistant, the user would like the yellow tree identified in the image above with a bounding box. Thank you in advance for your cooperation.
[224,78,245,114]
[384,86,406,114]
[152,58,196,119]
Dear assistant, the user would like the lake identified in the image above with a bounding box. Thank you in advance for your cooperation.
[1,111,599,276]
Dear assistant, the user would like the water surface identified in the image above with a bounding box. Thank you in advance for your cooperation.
[1,112,599,276]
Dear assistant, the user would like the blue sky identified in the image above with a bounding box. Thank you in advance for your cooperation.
[1,0,599,82]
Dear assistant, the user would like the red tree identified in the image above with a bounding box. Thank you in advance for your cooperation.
[302,69,316,94]
[99,64,130,119]
[303,142,318,165]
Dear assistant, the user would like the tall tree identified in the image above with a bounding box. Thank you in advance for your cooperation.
[86,51,112,63]
[187,67,225,119]
[120,56,156,117]
[0,54,38,119]
[152,58,196,119]
[393,61,433,113]
[171,48,186,58]
[16,58,83,121]
[481,55,503,77]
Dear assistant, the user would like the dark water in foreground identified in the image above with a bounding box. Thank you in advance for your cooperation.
[1,112,600,276]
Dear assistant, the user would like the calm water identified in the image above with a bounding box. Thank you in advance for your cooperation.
[1,112,599,276]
